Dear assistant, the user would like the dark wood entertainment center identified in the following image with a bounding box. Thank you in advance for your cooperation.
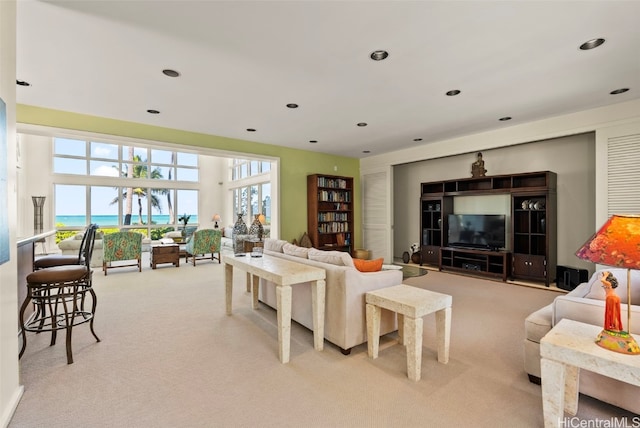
[420,171,556,286]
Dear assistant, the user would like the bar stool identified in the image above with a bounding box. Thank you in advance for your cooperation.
[33,224,97,270]
[19,224,100,364]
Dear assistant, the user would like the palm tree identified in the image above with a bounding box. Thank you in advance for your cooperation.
[111,155,164,224]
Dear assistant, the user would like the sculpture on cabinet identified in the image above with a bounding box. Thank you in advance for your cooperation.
[471,152,487,178]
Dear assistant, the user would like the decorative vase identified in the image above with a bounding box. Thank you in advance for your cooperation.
[411,252,422,265]
[540,217,546,233]
[233,213,248,236]
[232,213,249,253]
[249,214,264,240]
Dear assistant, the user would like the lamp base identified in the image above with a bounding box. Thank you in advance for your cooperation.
[595,329,640,355]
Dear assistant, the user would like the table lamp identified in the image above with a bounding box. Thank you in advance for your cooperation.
[575,214,640,354]
[212,214,221,229]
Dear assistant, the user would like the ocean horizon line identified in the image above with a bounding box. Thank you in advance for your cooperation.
[55,214,199,227]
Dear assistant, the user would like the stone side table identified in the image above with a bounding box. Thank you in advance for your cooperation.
[540,319,640,427]
[366,284,452,381]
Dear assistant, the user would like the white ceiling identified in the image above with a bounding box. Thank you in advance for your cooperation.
[16,1,640,159]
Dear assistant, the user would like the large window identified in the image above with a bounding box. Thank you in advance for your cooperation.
[230,159,272,226]
[53,137,199,238]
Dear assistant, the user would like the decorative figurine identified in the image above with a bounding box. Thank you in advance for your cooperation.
[595,270,640,354]
[471,152,487,178]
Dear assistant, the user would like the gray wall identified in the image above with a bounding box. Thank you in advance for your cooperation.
[393,132,595,274]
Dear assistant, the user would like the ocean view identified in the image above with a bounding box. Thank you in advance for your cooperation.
[55,215,199,227]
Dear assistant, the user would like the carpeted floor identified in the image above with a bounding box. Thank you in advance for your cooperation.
[10,255,637,427]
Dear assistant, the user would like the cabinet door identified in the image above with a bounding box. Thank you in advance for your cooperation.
[421,245,440,265]
[512,253,546,279]
[527,255,547,278]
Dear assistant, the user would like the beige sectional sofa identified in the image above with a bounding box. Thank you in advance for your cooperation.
[524,268,640,413]
[58,232,105,267]
[258,239,403,354]
[58,232,157,267]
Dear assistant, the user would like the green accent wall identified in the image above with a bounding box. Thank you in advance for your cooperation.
[17,105,361,246]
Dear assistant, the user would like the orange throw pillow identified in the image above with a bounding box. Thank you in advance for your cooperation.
[353,258,384,272]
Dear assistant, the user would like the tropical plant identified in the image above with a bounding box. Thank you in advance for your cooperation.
[178,213,190,227]
[110,154,165,225]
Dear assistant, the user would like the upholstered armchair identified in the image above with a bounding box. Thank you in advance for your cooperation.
[102,231,143,275]
[185,229,221,265]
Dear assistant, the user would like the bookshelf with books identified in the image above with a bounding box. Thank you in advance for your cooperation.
[307,174,354,253]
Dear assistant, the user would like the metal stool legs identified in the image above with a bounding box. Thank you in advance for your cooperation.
[19,266,100,364]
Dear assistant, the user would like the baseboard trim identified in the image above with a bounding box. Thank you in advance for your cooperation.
[1,384,24,428]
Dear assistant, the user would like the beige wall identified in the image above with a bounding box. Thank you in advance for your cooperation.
[393,133,595,272]
[361,99,640,271]
[0,1,23,427]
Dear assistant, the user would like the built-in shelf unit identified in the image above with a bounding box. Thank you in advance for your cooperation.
[420,171,556,285]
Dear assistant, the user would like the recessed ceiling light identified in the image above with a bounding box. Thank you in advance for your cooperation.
[579,38,605,50]
[286,103,299,108]
[499,116,512,121]
[162,69,180,77]
[362,150,371,154]
[147,109,160,114]
[610,88,630,95]
[446,90,461,96]
[16,80,31,86]
[370,50,389,61]
[309,140,318,143]
[357,122,368,127]
[413,138,423,142]
[246,128,256,132]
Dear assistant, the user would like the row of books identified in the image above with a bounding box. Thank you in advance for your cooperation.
[317,190,351,202]
[317,222,350,234]
[317,177,349,189]
[318,212,349,222]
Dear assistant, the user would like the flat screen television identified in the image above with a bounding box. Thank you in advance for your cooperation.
[447,214,506,251]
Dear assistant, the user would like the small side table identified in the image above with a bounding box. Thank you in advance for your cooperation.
[150,244,180,269]
[540,319,640,427]
[366,284,452,381]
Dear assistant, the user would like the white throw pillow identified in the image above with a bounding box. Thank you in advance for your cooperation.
[223,226,234,238]
[308,248,355,268]
[583,268,640,304]
[163,231,183,239]
[282,243,309,259]
[264,238,288,253]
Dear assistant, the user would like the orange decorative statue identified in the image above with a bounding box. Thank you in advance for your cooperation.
[600,271,623,331]
[594,270,640,354]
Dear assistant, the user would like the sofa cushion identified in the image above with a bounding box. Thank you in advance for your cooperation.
[524,304,553,343]
[282,243,309,259]
[583,268,640,304]
[223,226,234,238]
[163,231,183,239]
[353,257,384,272]
[308,248,355,268]
[264,238,288,253]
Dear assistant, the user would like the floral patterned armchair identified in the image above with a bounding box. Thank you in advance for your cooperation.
[102,231,143,275]
[185,229,221,265]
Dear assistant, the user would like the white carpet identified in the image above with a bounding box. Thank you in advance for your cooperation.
[11,258,637,427]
